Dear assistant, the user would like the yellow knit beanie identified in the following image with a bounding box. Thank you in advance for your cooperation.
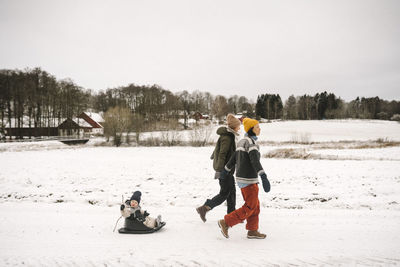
[243,118,259,133]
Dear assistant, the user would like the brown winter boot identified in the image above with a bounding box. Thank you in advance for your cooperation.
[247,230,267,239]
[196,205,211,222]
[218,219,229,238]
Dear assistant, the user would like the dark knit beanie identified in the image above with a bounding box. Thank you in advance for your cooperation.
[130,191,142,204]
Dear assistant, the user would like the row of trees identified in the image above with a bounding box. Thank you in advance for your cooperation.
[255,92,400,121]
[92,85,254,130]
[1,68,400,139]
[255,94,283,120]
[0,68,91,135]
[346,97,400,120]
[0,68,255,136]
[282,92,344,120]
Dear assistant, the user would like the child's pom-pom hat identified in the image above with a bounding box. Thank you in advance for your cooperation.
[130,191,142,204]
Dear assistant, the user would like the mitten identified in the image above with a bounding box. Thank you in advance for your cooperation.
[120,206,131,218]
[120,204,125,211]
[260,173,271,193]
[134,210,144,221]
[143,210,150,217]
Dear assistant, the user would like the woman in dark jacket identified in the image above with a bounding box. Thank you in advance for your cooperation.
[196,114,241,222]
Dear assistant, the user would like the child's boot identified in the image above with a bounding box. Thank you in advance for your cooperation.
[156,215,162,226]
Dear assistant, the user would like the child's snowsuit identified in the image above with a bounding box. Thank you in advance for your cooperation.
[121,201,157,229]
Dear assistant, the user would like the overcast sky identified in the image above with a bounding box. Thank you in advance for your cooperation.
[1,0,399,102]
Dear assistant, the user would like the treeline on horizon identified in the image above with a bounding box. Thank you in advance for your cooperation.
[1,68,400,131]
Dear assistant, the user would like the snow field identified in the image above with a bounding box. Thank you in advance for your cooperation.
[1,119,400,266]
[1,147,399,211]
[105,119,400,145]
[1,203,399,266]
[259,119,400,142]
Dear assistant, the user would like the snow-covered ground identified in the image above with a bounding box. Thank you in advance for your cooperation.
[1,120,400,266]
[128,119,400,145]
[259,119,400,142]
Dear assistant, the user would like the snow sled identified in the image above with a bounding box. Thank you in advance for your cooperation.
[118,217,166,234]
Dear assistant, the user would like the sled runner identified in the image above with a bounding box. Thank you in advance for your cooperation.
[118,217,166,234]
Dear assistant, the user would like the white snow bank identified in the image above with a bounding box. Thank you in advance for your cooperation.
[259,119,400,142]
[140,119,400,144]
[310,146,400,161]
[1,120,399,152]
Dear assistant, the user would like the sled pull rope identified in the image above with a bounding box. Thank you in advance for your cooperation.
[113,216,122,232]
[113,194,125,232]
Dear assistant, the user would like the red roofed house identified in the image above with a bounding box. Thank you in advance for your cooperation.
[58,118,92,137]
[78,112,104,135]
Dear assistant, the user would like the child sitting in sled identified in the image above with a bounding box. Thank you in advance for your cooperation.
[120,191,162,229]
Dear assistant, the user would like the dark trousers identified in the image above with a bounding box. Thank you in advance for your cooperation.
[205,174,236,214]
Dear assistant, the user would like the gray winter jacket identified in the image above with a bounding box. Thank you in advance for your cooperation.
[224,136,265,185]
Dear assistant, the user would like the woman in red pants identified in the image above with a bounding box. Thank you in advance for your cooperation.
[218,118,271,239]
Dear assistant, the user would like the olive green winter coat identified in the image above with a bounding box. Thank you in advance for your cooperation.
[211,127,237,172]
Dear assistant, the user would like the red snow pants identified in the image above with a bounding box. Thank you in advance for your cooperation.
[224,183,260,231]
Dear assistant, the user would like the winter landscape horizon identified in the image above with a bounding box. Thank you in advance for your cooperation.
[1,119,400,266]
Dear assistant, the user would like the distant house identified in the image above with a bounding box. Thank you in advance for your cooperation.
[192,112,210,121]
[58,118,92,137]
[202,114,210,120]
[78,112,104,135]
[3,116,59,138]
[3,113,105,139]
[4,127,58,138]
[57,112,104,137]
[235,113,245,122]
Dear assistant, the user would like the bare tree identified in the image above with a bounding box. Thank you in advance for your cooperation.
[132,113,144,144]
[103,106,133,146]
[212,95,229,122]
[177,90,192,129]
